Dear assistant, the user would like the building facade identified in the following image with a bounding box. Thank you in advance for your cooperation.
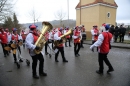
[75,0,118,38]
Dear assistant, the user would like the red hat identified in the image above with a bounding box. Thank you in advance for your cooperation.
[29,24,37,29]
[102,23,106,27]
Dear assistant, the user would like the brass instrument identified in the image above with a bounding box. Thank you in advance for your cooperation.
[18,40,23,46]
[34,21,53,54]
[4,46,12,51]
[54,29,72,48]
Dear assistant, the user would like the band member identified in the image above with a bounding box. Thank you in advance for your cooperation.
[5,28,11,53]
[11,28,23,63]
[0,27,9,57]
[65,27,71,47]
[5,28,11,43]
[54,28,68,62]
[25,24,47,79]
[90,24,114,74]
[21,30,26,48]
[91,25,99,51]
[99,23,106,34]
[80,25,86,48]
[49,29,55,49]
[72,26,81,57]
[44,31,49,55]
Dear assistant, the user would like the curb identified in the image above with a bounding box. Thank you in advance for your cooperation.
[83,43,130,49]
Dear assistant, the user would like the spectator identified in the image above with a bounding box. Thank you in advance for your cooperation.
[114,26,119,42]
[119,25,126,43]
[109,25,115,35]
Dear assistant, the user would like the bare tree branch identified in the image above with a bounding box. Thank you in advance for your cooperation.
[27,7,41,23]
[0,0,14,23]
[54,9,66,27]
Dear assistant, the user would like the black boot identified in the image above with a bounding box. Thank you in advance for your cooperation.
[39,72,47,76]
[96,70,103,74]
[33,75,39,79]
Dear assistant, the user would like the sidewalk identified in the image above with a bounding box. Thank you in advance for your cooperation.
[84,40,130,49]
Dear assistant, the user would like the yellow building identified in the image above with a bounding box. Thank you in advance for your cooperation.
[75,0,118,38]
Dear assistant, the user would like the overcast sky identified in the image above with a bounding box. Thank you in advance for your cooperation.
[14,0,130,24]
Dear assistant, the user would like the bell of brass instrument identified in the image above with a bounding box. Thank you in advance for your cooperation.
[4,46,12,51]
[11,40,17,49]
[34,21,53,54]
[18,40,23,46]
[54,29,72,48]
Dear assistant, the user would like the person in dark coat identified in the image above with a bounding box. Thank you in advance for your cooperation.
[119,25,126,43]
[114,26,119,42]
[109,25,115,35]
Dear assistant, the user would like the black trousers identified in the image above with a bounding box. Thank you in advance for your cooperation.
[98,53,113,72]
[55,47,66,61]
[1,43,8,56]
[80,39,84,47]
[45,42,48,53]
[31,53,44,75]
[92,40,98,51]
[12,45,21,62]
[74,43,81,55]
[65,38,71,46]
[114,35,118,42]
[23,40,25,47]
[119,33,125,42]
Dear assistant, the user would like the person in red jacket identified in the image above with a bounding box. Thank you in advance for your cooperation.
[26,24,47,79]
[0,27,9,57]
[90,24,114,74]
[54,28,68,62]
[21,30,26,48]
[65,27,71,47]
[72,26,81,57]
[11,28,23,63]
[44,31,49,55]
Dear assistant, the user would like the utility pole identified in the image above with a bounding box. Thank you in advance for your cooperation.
[80,0,81,25]
[67,0,69,27]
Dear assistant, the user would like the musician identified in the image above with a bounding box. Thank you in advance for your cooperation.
[0,27,9,57]
[44,31,49,55]
[91,25,99,51]
[80,25,86,48]
[5,28,11,53]
[99,23,106,34]
[49,29,55,49]
[65,27,71,47]
[90,24,114,74]
[72,26,81,57]
[25,24,47,79]
[54,28,68,62]
[11,28,23,63]
[21,30,26,48]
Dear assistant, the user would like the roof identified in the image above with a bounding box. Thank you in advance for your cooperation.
[75,0,118,9]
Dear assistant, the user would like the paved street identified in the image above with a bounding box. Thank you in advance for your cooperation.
[0,43,130,86]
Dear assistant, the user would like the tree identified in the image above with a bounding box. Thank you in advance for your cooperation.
[3,17,13,32]
[54,9,66,27]
[13,13,21,33]
[13,13,19,27]
[27,7,41,24]
[0,0,14,22]
[2,13,22,34]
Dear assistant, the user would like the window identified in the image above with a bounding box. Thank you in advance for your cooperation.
[107,12,110,18]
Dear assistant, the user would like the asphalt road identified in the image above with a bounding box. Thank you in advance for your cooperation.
[0,44,130,86]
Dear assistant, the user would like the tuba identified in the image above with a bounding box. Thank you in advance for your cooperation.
[53,29,72,48]
[34,21,53,54]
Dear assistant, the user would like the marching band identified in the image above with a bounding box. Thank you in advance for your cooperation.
[0,22,114,79]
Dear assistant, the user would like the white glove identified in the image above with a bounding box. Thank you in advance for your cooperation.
[90,45,94,52]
